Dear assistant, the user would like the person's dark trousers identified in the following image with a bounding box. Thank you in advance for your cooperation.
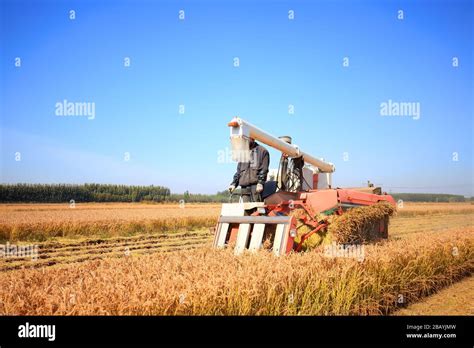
[240,184,261,202]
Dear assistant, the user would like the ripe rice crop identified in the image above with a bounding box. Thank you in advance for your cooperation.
[0,217,215,242]
[0,203,220,242]
[0,228,471,315]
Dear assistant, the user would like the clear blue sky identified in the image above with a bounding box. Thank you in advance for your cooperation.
[1,0,472,195]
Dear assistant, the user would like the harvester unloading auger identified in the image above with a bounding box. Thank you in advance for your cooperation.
[213,117,396,255]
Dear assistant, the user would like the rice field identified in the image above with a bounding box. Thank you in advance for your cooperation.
[0,203,219,242]
[0,202,472,315]
[1,202,471,243]
[0,228,471,315]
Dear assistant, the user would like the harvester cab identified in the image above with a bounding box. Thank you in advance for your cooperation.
[213,117,396,255]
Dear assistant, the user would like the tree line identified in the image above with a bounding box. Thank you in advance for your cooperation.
[0,184,471,203]
[391,193,470,202]
[0,184,171,203]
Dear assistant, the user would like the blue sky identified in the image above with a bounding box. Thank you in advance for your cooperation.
[1,0,472,195]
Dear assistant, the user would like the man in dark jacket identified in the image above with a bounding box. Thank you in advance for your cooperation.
[228,138,270,202]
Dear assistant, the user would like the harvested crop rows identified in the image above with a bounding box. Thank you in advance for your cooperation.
[390,212,473,238]
[1,230,212,271]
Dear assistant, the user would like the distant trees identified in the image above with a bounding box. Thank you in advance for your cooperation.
[391,193,468,203]
[0,184,170,203]
[168,190,229,203]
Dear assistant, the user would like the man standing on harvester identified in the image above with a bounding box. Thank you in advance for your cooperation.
[228,138,270,202]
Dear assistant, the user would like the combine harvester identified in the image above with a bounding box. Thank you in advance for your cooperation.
[213,117,396,255]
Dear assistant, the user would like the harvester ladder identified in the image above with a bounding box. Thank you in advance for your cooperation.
[214,216,293,256]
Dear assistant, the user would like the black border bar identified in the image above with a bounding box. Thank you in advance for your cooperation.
[0,316,472,346]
